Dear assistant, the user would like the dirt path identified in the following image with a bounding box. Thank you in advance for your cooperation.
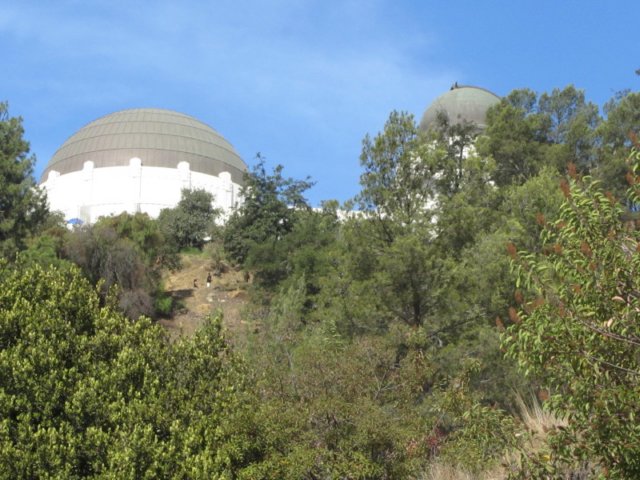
[158,253,249,339]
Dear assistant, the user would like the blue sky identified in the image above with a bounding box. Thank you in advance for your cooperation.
[2,1,638,205]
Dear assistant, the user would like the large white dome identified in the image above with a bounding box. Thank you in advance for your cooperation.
[42,108,246,184]
[40,109,247,224]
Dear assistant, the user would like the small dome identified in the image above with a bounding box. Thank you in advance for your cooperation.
[41,108,247,185]
[419,85,500,132]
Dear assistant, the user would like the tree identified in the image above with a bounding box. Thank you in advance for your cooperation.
[0,102,48,257]
[158,188,219,250]
[477,89,549,187]
[357,111,434,241]
[63,213,177,319]
[593,91,640,198]
[63,222,155,319]
[0,261,263,478]
[20,210,69,268]
[100,211,180,270]
[504,148,640,477]
[223,155,314,267]
[254,207,339,304]
[352,112,447,328]
[377,232,447,327]
[478,86,600,187]
[428,111,483,199]
[537,85,600,171]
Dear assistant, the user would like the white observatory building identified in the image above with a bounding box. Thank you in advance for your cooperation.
[39,108,247,224]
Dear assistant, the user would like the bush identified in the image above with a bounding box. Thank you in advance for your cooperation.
[504,151,640,477]
[153,294,174,317]
[0,261,263,478]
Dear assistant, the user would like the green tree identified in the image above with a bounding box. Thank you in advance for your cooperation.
[504,149,640,477]
[158,188,219,250]
[19,210,69,268]
[353,112,446,328]
[478,89,549,187]
[0,102,48,258]
[223,156,314,267]
[597,90,640,150]
[478,86,600,187]
[593,91,640,198]
[63,213,177,319]
[428,111,483,199]
[537,85,600,170]
[357,111,434,240]
[99,211,180,270]
[258,207,339,305]
[0,261,262,479]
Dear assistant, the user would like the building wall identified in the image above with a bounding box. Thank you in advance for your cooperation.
[41,157,243,224]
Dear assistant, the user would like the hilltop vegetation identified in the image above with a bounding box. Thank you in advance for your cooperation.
[1,86,640,478]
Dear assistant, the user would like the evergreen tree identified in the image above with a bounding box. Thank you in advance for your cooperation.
[0,102,48,258]
[223,155,314,268]
[158,188,220,250]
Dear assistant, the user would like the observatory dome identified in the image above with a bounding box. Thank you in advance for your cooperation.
[42,108,246,184]
[40,108,247,224]
[419,85,500,132]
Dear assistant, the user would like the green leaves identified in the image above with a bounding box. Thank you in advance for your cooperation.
[504,151,640,477]
[223,157,314,268]
[0,102,49,259]
[0,262,257,479]
[357,111,435,233]
[158,188,220,251]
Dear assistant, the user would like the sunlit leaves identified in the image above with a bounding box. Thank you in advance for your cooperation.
[0,262,256,478]
[504,149,640,477]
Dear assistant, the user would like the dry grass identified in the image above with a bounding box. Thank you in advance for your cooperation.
[420,462,505,480]
[515,392,566,438]
[419,393,568,480]
[158,252,249,338]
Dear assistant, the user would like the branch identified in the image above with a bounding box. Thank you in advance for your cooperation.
[573,315,640,347]
[585,354,640,377]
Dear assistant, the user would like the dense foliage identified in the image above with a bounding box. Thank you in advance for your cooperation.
[2,84,639,478]
[0,102,48,258]
[158,188,220,251]
[505,149,640,478]
[0,261,263,479]
[63,213,179,319]
[223,86,640,478]
[223,156,314,287]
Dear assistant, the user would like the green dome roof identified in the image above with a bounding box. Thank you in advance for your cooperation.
[41,108,247,184]
[419,85,500,132]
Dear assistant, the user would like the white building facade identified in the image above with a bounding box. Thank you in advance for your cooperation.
[40,109,246,224]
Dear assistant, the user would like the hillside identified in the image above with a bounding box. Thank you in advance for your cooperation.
[158,253,249,338]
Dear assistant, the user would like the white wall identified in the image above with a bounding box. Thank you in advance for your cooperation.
[41,159,243,224]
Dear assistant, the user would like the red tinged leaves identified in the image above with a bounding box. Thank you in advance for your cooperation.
[508,307,521,324]
[605,191,617,205]
[532,297,545,310]
[514,289,524,304]
[626,171,636,186]
[537,389,549,402]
